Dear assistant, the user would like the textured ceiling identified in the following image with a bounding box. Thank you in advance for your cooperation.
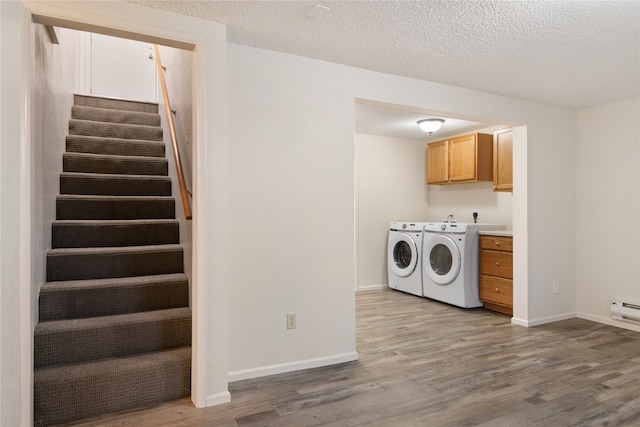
[130,0,639,139]
[354,102,504,142]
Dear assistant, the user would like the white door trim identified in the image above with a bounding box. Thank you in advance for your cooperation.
[20,0,230,418]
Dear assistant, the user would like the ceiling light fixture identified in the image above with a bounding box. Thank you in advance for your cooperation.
[417,118,445,135]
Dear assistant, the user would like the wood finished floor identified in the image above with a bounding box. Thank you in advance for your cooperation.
[57,289,640,426]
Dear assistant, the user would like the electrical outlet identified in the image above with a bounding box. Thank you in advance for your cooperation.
[553,281,559,294]
[287,312,297,329]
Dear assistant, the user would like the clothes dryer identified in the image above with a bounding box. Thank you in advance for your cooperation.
[387,222,425,296]
[421,222,505,308]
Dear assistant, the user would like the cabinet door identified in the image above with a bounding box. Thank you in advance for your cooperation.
[427,140,448,184]
[494,129,513,192]
[448,134,477,182]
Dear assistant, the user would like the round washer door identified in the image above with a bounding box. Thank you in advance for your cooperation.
[388,232,418,277]
[424,234,461,285]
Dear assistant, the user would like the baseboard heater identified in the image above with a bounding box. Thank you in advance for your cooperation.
[611,300,640,323]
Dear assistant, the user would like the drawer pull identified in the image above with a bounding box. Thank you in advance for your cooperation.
[495,262,500,267]
[495,288,500,293]
[495,241,501,246]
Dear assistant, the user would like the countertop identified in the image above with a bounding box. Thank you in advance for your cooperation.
[478,230,513,237]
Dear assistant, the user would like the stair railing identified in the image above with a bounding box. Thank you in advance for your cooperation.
[153,44,192,220]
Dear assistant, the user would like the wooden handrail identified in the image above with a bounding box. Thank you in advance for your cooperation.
[153,45,192,220]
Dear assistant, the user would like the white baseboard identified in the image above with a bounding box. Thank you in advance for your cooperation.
[228,351,359,383]
[205,391,231,407]
[577,311,640,333]
[510,317,528,327]
[357,284,386,292]
[511,312,576,327]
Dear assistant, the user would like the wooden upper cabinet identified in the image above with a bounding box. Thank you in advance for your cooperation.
[426,140,448,184]
[493,129,513,192]
[426,133,493,185]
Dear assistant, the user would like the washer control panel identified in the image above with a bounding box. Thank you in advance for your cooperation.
[425,222,467,233]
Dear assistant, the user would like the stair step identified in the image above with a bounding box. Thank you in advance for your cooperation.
[72,105,161,127]
[34,346,191,426]
[63,152,168,176]
[38,273,189,321]
[52,219,179,248]
[74,94,159,114]
[34,307,191,368]
[47,244,184,282]
[56,194,175,220]
[67,134,165,158]
[60,172,172,196]
[69,119,163,142]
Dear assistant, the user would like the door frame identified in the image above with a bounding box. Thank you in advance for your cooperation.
[15,1,230,422]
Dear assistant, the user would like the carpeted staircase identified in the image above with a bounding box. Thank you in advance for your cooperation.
[34,94,192,426]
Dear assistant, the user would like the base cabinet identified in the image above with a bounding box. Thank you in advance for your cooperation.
[479,235,513,315]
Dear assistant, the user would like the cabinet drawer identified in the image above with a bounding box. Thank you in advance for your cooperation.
[480,235,513,252]
[480,275,513,307]
[480,250,513,279]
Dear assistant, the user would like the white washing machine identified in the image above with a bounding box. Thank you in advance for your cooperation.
[387,222,426,296]
[421,222,505,308]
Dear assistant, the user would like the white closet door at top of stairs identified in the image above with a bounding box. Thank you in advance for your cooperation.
[90,33,158,103]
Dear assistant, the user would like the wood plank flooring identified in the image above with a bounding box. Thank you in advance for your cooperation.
[57,289,640,426]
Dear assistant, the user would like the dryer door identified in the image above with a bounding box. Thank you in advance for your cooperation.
[424,234,461,285]
[388,232,419,277]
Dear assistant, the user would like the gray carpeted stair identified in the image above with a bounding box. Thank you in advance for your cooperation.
[63,152,168,176]
[72,105,161,126]
[46,244,185,281]
[73,93,159,114]
[56,194,175,220]
[34,307,192,368]
[60,172,172,196]
[52,219,179,248]
[67,134,166,157]
[34,347,191,427]
[38,273,189,321]
[34,94,191,426]
[69,119,164,141]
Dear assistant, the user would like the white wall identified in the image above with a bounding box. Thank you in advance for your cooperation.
[355,132,513,290]
[427,183,513,226]
[32,24,76,321]
[1,2,33,424]
[355,133,430,289]
[227,41,577,379]
[227,44,359,380]
[576,97,640,332]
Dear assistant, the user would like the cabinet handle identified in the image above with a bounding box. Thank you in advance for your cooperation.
[495,288,500,293]
[493,185,497,190]
[495,241,500,246]
[495,262,500,267]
